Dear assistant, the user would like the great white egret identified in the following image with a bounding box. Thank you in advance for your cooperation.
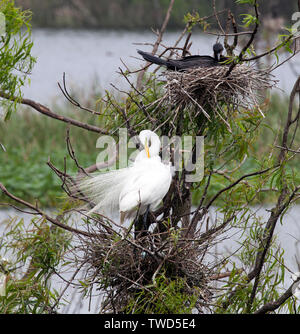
[77,130,173,225]
[137,43,228,71]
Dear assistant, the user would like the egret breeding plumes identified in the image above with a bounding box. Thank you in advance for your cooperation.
[77,130,173,225]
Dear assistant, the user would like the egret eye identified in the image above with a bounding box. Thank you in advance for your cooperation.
[148,138,152,147]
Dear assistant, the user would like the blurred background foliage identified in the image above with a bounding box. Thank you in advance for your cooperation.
[14,0,298,30]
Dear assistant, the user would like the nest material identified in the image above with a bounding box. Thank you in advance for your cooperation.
[162,65,276,121]
[73,222,216,313]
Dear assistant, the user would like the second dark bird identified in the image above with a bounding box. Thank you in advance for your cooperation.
[137,43,228,71]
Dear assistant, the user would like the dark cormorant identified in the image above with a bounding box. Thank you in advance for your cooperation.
[137,43,228,71]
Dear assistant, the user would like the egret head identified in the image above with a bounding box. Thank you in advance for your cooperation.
[139,130,161,158]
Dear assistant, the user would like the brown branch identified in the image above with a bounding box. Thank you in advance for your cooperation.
[221,78,300,312]
[278,76,300,163]
[224,10,238,57]
[208,269,243,281]
[254,276,300,314]
[212,0,225,35]
[58,72,102,116]
[182,32,192,57]
[245,78,300,311]
[0,91,109,135]
[246,188,292,312]
[226,0,259,76]
[0,183,94,237]
[242,35,294,63]
[206,31,253,37]
[136,0,175,89]
[204,165,277,211]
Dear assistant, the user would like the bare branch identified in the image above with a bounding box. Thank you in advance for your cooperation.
[254,276,300,314]
[58,72,102,116]
[0,91,109,134]
[0,183,94,237]
[226,0,259,76]
[136,0,175,89]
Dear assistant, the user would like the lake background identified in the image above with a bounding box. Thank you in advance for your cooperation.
[22,29,300,104]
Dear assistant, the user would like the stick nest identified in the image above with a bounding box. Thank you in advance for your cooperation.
[73,221,217,313]
[161,65,276,120]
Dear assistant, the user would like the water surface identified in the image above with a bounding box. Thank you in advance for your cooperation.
[22,29,300,103]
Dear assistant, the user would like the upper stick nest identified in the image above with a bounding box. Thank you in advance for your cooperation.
[161,64,276,121]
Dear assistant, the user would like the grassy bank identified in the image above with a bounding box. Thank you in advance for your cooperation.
[0,103,100,207]
[0,91,298,208]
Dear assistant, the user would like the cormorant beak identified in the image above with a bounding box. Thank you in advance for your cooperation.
[145,139,150,158]
[214,51,218,61]
[214,51,222,61]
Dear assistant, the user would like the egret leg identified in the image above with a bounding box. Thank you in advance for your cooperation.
[143,205,150,230]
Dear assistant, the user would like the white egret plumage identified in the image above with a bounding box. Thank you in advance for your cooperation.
[77,130,173,225]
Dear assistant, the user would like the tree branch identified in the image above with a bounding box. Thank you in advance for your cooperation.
[0,183,94,237]
[254,276,300,314]
[0,91,109,135]
[136,0,175,89]
[225,0,259,76]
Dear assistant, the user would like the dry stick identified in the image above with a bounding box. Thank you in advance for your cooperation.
[223,77,300,312]
[0,91,108,134]
[208,269,243,281]
[278,76,300,163]
[118,67,148,100]
[225,0,259,77]
[66,128,88,176]
[245,77,300,312]
[247,186,300,313]
[67,127,119,175]
[2,85,114,180]
[275,145,300,154]
[182,32,192,57]
[254,276,300,314]
[205,165,278,211]
[136,0,175,89]
[207,31,253,37]
[58,72,102,116]
[212,0,225,35]
[224,10,238,57]
[0,183,94,237]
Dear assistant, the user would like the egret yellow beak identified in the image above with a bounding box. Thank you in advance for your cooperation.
[145,139,150,158]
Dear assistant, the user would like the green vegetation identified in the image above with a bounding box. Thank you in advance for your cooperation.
[125,273,197,314]
[0,0,35,119]
[1,0,300,315]
[0,216,71,313]
[0,104,100,207]
[14,0,298,30]
[0,92,294,207]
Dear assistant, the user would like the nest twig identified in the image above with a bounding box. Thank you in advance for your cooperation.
[71,219,223,313]
[161,65,277,123]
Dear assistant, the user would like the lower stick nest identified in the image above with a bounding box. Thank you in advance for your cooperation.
[74,222,216,313]
[161,64,276,121]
